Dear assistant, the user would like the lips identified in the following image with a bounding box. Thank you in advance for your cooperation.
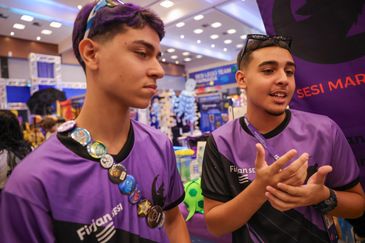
[144,84,157,90]
[269,90,287,98]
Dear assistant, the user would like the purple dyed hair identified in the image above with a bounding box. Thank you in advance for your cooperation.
[72,2,165,70]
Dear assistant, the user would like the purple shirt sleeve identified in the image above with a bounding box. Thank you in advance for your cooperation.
[325,120,360,189]
[0,191,55,243]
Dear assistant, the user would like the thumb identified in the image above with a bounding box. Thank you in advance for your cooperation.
[308,165,332,185]
[255,143,266,169]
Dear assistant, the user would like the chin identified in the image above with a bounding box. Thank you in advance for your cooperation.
[266,109,286,117]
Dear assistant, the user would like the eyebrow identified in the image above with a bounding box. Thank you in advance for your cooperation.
[131,40,162,58]
[258,60,296,68]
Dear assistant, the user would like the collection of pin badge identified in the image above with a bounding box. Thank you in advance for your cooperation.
[57,120,165,228]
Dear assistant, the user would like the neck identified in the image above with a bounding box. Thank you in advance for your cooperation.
[76,88,131,154]
[245,109,286,134]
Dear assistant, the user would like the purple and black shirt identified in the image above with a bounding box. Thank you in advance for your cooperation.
[0,120,184,243]
[202,109,359,243]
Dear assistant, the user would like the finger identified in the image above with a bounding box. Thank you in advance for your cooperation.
[265,192,295,211]
[277,183,306,197]
[270,149,297,173]
[281,160,308,186]
[278,153,308,181]
[308,165,332,185]
[255,143,266,169]
[266,186,301,204]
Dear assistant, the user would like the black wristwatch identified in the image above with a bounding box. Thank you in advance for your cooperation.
[313,188,337,214]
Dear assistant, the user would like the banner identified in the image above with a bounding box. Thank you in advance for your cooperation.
[189,64,237,89]
[257,0,365,187]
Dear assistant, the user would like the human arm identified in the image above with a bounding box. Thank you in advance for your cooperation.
[164,206,191,242]
[203,141,309,236]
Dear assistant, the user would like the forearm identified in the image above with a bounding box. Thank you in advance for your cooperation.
[205,180,267,236]
[164,208,190,243]
[329,189,365,218]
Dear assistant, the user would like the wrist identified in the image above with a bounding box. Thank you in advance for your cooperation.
[313,187,337,214]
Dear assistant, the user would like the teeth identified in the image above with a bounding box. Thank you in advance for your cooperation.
[272,93,286,97]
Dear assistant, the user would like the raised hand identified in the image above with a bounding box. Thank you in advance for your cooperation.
[254,143,309,189]
[265,165,333,212]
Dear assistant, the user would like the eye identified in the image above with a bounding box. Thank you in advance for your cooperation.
[135,51,147,58]
[262,69,274,74]
[285,69,295,76]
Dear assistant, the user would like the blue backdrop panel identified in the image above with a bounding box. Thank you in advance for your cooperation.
[6,86,31,103]
[38,85,56,90]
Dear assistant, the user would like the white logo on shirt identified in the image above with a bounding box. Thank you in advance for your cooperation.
[230,165,256,184]
[76,203,123,242]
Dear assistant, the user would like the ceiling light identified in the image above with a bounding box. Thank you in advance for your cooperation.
[210,34,219,40]
[184,57,192,62]
[171,55,178,59]
[36,36,41,41]
[211,22,222,28]
[41,29,52,35]
[240,35,247,39]
[180,35,184,39]
[182,52,190,56]
[77,5,82,10]
[162,58,166,62]
[197,40,201,44]
[10,32,14,36]
[194,29,203,34]
[167,48,175,53]
[223,48,227,52]
[21,15,34,22]
[13,23,25,30]
[50,21,62,28]
[196,55,203,59]
[176,22,185,28]
[175,61,179,64]
[211,44,215,48]
[160,0,174,8]
[194,15,204,21]
[227,29,236,34]
[224,39,232,44]
[236,44,244,48]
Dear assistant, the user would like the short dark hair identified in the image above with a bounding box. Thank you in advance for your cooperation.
[72,2,165,71]
[0,110,31,159]
[237,36,292,69]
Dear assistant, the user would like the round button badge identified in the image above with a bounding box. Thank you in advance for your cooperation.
[118,175,136,195]
[71,128,91,146]
[128,185,142,204]
[108,164,127,184]
[146,205,165,228]
[100,154,114,169]
[87,141,107,158]
[57,120,76,133]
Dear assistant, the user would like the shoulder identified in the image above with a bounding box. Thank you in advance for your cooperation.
[131,120,171,145]
[212,118,241,139]
[290,109,338,129]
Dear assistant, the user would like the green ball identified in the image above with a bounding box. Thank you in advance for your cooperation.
[183,178,204,221]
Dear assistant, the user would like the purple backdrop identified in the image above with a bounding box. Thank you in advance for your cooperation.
[256,0,365,187]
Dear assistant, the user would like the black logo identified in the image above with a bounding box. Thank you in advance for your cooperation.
[151,175,165,207]
[272,0,365,64]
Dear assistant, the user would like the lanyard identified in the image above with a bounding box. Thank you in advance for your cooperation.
[243,115,338,243]
[243,116,280,161]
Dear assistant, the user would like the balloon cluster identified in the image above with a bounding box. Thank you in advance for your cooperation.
[174,79,198,125]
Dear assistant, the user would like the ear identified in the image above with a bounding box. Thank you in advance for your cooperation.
[236,70,247,89]
[78,39,99,70]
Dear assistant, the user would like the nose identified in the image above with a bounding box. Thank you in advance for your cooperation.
[147,59,165,79]
[276,69,289,86]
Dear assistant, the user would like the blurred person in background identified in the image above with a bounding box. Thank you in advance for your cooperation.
[0,110,32,192]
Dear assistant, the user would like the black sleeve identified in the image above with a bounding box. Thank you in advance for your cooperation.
[201,135,232,202]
